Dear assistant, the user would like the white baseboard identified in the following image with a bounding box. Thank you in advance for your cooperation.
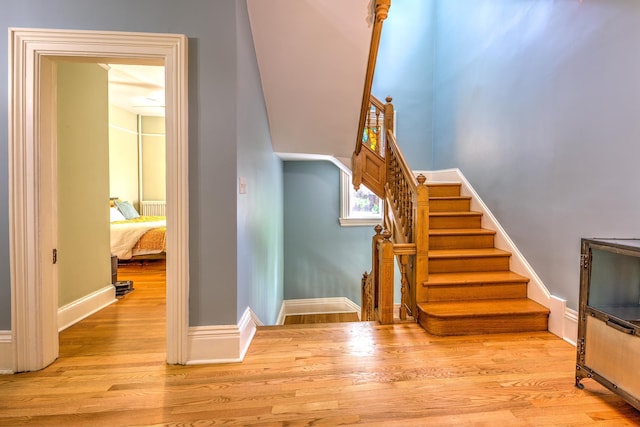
[186,307,260,365]
[0,331,13,374]
[58,285,116,332]
[276,297,361,325]
[563,308,578,346]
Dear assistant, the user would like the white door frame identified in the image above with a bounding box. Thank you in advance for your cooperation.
[8,28,190,371]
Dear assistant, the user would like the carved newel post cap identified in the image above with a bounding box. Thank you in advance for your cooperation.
[374,224,383,234]
[375,0,391,21]
[382,229,392,240]
[385,96,393,103]
[416,174,427,185]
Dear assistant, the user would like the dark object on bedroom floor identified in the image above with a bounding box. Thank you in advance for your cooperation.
[111,254,118,284]
[115,280,135,298]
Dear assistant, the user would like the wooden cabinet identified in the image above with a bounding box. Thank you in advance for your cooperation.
[576,238,640,410]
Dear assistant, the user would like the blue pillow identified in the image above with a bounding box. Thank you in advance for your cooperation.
[114,200,140,220]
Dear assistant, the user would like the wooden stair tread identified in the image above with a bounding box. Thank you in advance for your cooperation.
[425,181,461,186]
[429,248,511,258]
[423,271,529,286]
[430,228,495,236]
[417,299,549,318]
[430,211,481,217]
[430,196,471,201]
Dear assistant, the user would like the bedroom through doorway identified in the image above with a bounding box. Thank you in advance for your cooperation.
[107,62,168,289]
[56,60,168,359]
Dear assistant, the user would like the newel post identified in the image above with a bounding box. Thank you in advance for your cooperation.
[361,225,384,321]
[384,96,394,135]
[414,174,429,303]
[377,229,395,324]
[371,224,384,291]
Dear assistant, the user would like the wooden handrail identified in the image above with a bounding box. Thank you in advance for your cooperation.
[370,95,385,112]
[355,0,391,156]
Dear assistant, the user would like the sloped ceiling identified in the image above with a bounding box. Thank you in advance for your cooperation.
[247,0,373,166]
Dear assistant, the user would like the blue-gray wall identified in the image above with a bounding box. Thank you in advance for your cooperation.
[1,0,281,329]
[372,0,435,171]
[8,0,640,329]
[236,0,284,325]
[283,161,374,305]
[429,0,640,310]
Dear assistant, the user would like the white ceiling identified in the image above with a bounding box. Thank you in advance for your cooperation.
[108,64,165,117]
[247,0,373,165]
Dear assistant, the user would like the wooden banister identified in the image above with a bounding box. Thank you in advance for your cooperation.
[377,229,395,324]
[357,97,429,324]
[355,0,391,156]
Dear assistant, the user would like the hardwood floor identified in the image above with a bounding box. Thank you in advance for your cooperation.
[1,262,639,426]
[284,312,360,325]
[60,260,168,359]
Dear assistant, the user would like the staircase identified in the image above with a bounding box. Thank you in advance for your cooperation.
[416,182,549,336]
[352,0,550,336]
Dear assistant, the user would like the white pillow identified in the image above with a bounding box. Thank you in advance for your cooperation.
[110,207,126,222]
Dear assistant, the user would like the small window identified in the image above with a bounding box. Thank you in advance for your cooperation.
[339,170,383,227]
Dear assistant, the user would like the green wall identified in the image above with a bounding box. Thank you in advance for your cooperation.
[109,105,139,207]
[57,62,112,307]
[141,116,166,202]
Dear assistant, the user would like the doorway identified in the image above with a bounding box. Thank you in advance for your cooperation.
[9,28,190,372]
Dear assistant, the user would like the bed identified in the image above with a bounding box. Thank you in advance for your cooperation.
[110,199,166,260]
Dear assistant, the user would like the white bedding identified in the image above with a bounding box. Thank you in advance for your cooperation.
[110,219,166,259]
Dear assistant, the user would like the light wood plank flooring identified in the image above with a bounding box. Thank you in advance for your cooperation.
[1,261,639,426]
[284,312,360,325]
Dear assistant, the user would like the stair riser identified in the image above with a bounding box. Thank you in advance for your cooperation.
[427,184,461,198]
[418,313,549,336]
[430,199,471,212]
[430,216,481,229]
[429,256,510,273]
[430,234,494,250]
[421,283,528,302]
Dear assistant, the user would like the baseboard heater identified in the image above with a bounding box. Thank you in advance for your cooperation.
[140,200,166,216]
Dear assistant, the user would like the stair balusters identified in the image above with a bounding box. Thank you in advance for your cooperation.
[356,96,430,324]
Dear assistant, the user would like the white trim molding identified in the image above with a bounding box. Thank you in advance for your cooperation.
[0,332,13,374]
[58,285,116,332]
[186,308,260,365]
[9,28,189,372]
[563,308,579,346]
[275,152,351,174]
[276,297,361,325]
[339,170,383,227]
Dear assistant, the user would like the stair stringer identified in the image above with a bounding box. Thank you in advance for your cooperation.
[415,168,575,344]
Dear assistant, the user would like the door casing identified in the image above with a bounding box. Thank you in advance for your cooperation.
[8,28,190,371]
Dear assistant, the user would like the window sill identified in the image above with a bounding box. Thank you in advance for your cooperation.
[339,217,382,227]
